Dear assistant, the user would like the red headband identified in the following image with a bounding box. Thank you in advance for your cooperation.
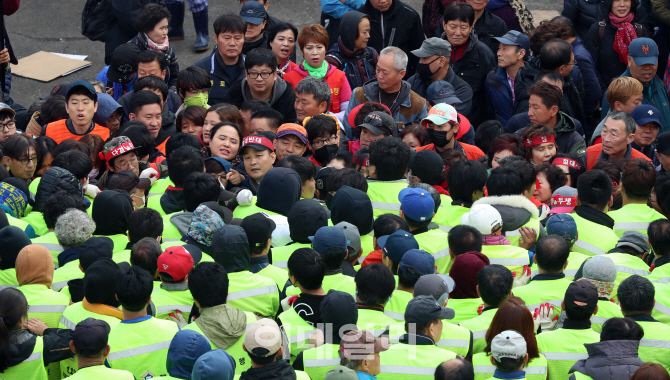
[551,157,581,170]
[612,179,620,187]
[99,141,135,162]
[551,195,577,207]
[524,135,555,147]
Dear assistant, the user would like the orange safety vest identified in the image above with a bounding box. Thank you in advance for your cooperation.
[44,119,110,144]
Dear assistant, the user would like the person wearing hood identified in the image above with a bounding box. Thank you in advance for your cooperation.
[92,93,123,137]
[325,11,378,91]
[0,288,74,379]
[53,236,115,299]
[241,319,303,380]
[0,180,29,219]
[15,244,71,380]
[153,245,202,322]
[233,167,303,219]
[158,146,205,215]
[448,250,490,300]
[223,48,297,123]
[240,213,288,288]
[182,203,228,257]
[568,317,644,380]
[53,209,96,269]
[58,259,126,378]
[0,226,31,286]
[163,329,213,380]
[284,24,351,121]
[270,199,329,270]
[441,2,497,128]
[191,349,237,380]
[184,262,257,375]
[211,225,280,318]
[92,189,134,251]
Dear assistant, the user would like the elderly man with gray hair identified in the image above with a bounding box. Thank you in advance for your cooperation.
[342,46,427,141]
[55,209,96,266]
[586,110,652,169]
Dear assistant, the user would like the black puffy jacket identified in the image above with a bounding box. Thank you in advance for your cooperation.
[33,167,83,212]
[562,0,608,39]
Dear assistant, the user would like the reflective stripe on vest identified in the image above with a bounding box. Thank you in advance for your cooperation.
[275,261,288,269]
[34,243,63,252]
[156,305,192,314]
[60,315,76,330]
[436,339,470,348]
[438,225,452,233]
[107,340,172,361]
[472,330,487,340]
[433,249,449,260]
[29,305,67,313]
[473,365,546,375]
[591,316,610,324]
[640,338,670,348]
[227,286,277,301]
[573,240,606,255]
[541,352,588,361]
[531,269,578,278]
[384,310,405,321]
[304,358,340,367]
[614,265,650,276]
[654,301,670,316]
[52,280,71,291]
[614,222,650,231]
[370,201,400,211]
[379,365,435,376]
[487,258,528,266]
[24,351,41,362]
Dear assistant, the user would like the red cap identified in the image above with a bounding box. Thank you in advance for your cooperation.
[241,135,275,153]
[157,246,198,282]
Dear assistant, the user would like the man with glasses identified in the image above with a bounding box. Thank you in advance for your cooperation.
[224,48,296,122]
[99,137,160,194]
[0,103,17,141]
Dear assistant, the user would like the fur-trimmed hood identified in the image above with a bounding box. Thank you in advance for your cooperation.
[472,195,539,231]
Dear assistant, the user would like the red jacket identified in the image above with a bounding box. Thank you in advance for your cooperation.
[416,141,485,160]
[586,144,651,170]
[283,63,352,114]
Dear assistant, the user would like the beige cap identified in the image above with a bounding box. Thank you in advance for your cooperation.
[244,318,282,357]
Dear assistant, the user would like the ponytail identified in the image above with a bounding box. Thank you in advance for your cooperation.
[0,288,28,372]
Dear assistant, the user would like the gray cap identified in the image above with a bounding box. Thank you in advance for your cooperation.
[411,37,452,58]
[414,274,455,306]
[325,366,358,380]
[616,231,649,254]
[335,221,362,258]
[406,295,455,323]
[582,256,617,283]
[426,81,462,105]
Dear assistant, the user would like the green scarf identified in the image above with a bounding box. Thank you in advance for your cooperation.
[305,61,328,78]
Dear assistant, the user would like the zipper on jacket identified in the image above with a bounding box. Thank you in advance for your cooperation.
[388,28,396,47]
[381,14,385,47]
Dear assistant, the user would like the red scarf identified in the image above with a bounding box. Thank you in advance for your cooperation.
[609,12,637,63]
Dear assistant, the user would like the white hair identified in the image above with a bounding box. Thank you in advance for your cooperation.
[55,209,96,248]
[380,46,408,72]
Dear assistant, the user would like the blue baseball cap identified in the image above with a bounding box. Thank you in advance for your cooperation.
[309,226,348,255]
[240,1,267,25]
[399,249,435,276]
[426,81,462,105]
[66,80,98,101]
[493,30,530,52]
[630,104,662,127]
[546,214,577,244]
[378,230,419,263]
[398,187,435,222]
[629,38,658,66]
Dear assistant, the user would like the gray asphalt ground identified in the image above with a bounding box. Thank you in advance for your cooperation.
[5,0,562,108]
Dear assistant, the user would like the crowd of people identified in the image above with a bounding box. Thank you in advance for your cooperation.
[0,0,669,379]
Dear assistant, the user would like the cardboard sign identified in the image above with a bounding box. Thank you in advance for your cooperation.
[12,51,91,82]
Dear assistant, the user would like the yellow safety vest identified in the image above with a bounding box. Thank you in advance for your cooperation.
[504,218,541,248]
[366,180,407,218]
[286,274,356,297]
[356,308,405,337]
[384,290,414,321]
[413,229,451,275]
[64,364,135,380]
[161,212,186,242]
[183,311,257,374]
[433,203,469,233]
[8,214,35,238]
[1,335,48,380]
[635,320,670,371]
[107,317,179,380]
[390,322,471,358]
[302,343,341,380]
[146,178,175,215]
[271,243,311,270]
[606,252,650,301]
[481,245,529,278]
[357,234,375,264]
[473,353,547,380]
[459,308,497,354]
[536,327,600,380]
[530,251,588,280]
[652,282,670,325]
[232,198,280,219]
[277,307,317,358]
[257,264,289,289]
[58,302,123,378]
[52,260,83,291]
[570,214,619,256]
[31,232,63,268]
[227,271,279,318]
[590,300,623,333]
[378,343,457,380]
[512,277,572,318]
[21,211,48,237]
[0,268,18,287]
[448,298,484,324]
[151,286,194,321]
[92,234,130,253]
[608,203,667,238]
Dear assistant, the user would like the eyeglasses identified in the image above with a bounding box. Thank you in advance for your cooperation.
[311,135,338,149]
[247,71,274,79]
[114,156,138,170]
[0,119,16,132]
[16,156,37,166]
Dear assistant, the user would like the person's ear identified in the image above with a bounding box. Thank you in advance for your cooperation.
[609,195,614,207]
[368,165,377,178]
[103,344,111,358]
[69,341,76,354]
[399,69,407,80]
[79,264,84,273]
[613,101,622,111]
[564,259,569,269]
[518,48,526,60]
[194,299,201,308]
[449,248,455,261]
[129,113,137,121]
[627,56,634,68]
[642,251,649,262]
[399,210,405,219]
[147,296,152,305]
[452,122,460,136]
[318,101,328,114]
[551,105,559,117]
[1,155,10,168]
[626,133,636,144]
[277,346,283,358]
[271,152,277,164]
[594,304,599,316]
[533,254,537,265]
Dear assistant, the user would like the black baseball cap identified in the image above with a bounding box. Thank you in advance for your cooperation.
[408,150,444,185]
[66,80,98,102]
[106,170,152,192]
[79,236,114,271]
[42,81,72,100]
[358,112,394,136]
[73,318,111,355]
[240,213,276,250]
[315,166,338,194]
[107,44,141,83]
[405,295,455,322]
[565,279,598,310]
[657,131,670,155]
[287,199,329,242]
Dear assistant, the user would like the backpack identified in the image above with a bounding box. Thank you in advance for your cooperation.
[599,21,643,41]
[81,0,111,42]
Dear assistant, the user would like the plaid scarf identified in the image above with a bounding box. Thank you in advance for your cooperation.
[144,33,170,51]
